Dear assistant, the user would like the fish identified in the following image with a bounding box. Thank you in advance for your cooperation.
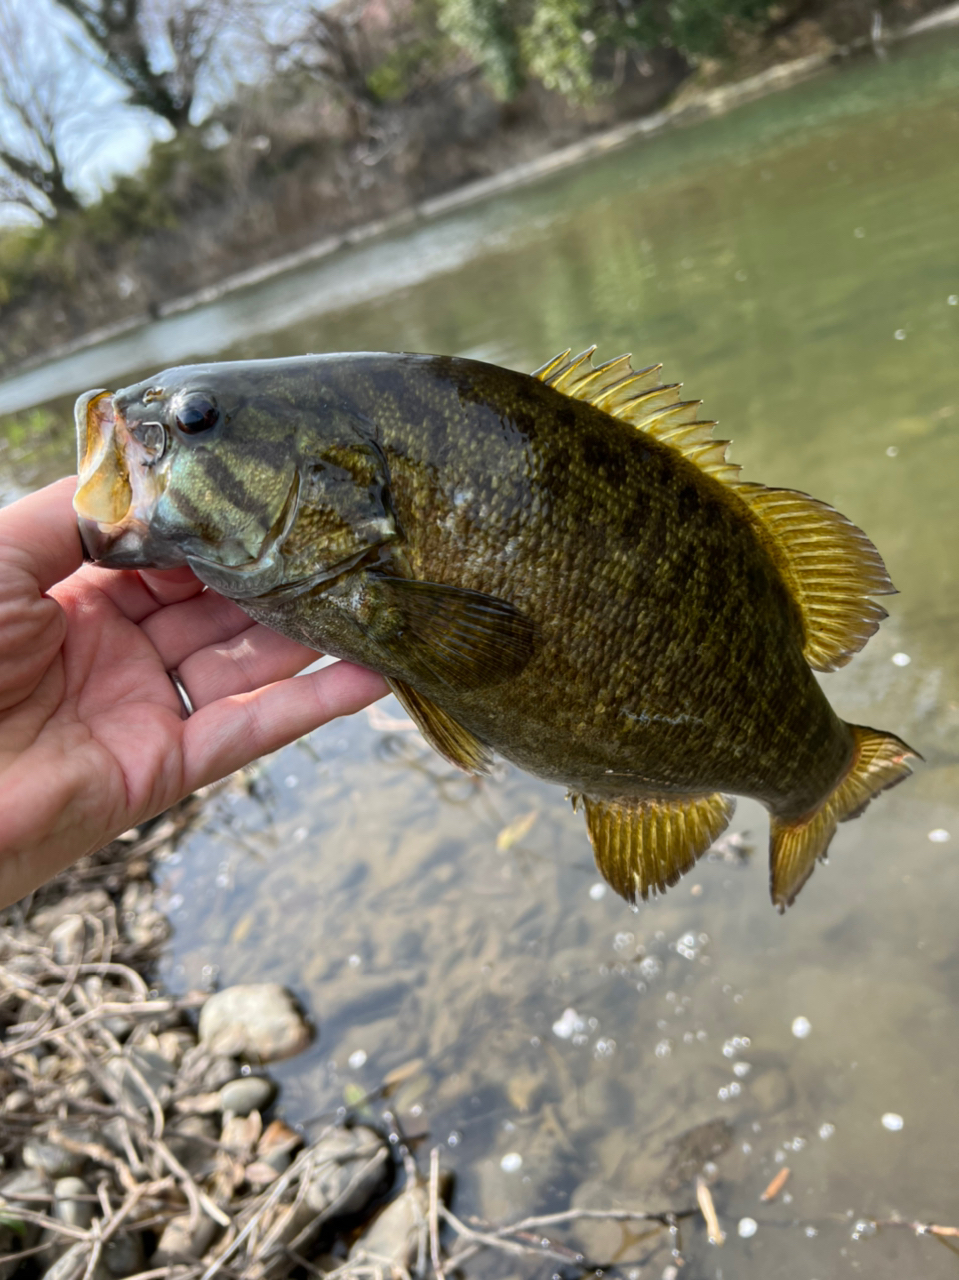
[73,348,918,910]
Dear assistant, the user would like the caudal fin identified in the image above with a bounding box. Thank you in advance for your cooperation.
[769,726,919,911]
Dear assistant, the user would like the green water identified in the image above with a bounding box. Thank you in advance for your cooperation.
[3,29,959,1278]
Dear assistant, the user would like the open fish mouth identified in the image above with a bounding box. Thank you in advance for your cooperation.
[74,390,182,567]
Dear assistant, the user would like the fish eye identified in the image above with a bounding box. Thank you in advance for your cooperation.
[174,393,219,436]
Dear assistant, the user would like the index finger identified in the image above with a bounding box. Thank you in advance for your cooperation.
[0,477,83,593]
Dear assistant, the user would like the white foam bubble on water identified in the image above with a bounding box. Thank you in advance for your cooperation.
[881,1112,904,1131]
[928,829,950,843]
[791,1016,812,1039]
[891,652,910,666]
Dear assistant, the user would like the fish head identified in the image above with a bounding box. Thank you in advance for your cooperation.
[74,359,398,598]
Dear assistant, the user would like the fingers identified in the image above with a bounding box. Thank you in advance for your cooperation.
[138,567,207,607]
[72,563,205,625]
[140,589,261,669]
[175,623,321,705]
[181,661,388,791]
[0,477,83,592]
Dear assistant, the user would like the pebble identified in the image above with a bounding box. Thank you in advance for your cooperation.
[48,915,87,966]
[791,1016,812,1039]
[928,829,950,843]
[277,1126,391,1252]
[738,1216,758,1238]
[53,1176,94,1230]
[303,1127,390,1216]
[881,1112,904,1131]
[500,1152,523,1172]
[218,1075,276,1116]
[22,1140,85,1178]
[104,1232,145,1277]
[349,1183,432,1268]
[151,1211,221,1264]
[40,1241,110,1280]
[106,1046,176,1111]
[199,984,311,1062]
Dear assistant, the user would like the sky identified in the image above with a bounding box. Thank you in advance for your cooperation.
[0,0,322,225]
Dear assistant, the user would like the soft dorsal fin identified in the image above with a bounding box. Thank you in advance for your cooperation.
[532,347,741,485]
[532,347,895,671]
[735,483,896,672]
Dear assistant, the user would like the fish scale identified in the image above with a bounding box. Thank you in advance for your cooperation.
[74,349,917,911]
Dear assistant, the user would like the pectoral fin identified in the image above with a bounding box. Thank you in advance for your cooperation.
[363,575,537,690]
[582,792,736,903]
[387,678,494,775]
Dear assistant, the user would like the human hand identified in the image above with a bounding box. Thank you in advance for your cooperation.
[0,477,388,907]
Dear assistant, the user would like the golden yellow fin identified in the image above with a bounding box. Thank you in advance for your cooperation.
[769,726,918,911]
[581,792,735,904]
[532,348,740,485]
[736,483,896,672]
[533,348,894,670]
[387,678,493,775]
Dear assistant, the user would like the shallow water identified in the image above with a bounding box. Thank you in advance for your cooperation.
[3,29,959,1277]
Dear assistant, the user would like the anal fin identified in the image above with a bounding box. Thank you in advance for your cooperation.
[582,792,735,904]
[387,678,494,776]
[770,725,918,910]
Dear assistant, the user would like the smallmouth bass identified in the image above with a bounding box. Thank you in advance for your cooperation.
[74,348,917,910]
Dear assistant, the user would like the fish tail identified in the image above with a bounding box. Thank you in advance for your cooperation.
[769,726,919,911]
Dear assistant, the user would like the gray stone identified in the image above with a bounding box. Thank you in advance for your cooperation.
[178,1043,241,1093]
[0,1169,48,1280]
[219,1075,276,1116]
[103,1231,145,1277]
[106,1046,176,1111]
[199,984,311,1063]
[349,1183,429,1269]
[165,1114,218,1178]
[22,1140,85,1178]
[53,1177,93,1230]
[41,1241,109,1280]
[151,1211,220,1265]
[301,1126,390,1217]
[49,916,86,966]
[257,1126,391,1275]
[31,891,110,938]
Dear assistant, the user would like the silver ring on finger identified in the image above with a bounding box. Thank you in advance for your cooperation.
[168,669,195,719]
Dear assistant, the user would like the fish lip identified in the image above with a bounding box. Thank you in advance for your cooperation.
[74,390,184,568]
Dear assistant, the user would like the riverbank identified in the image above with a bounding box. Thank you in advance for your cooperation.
[1,0,955,381]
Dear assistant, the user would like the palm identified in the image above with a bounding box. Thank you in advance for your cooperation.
[0,479,387,905]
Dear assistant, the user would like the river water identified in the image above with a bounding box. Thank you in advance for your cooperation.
[3,28,959,1278]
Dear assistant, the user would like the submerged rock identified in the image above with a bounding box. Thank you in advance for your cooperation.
[199,984,311,1062]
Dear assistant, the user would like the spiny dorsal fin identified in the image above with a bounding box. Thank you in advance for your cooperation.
[580,791,735,904]
[735,483,896,672]
[533,347,895,671]
[532,348,741,485]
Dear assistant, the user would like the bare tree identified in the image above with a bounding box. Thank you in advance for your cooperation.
[52,0,287,129]
[0,0,94,220]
